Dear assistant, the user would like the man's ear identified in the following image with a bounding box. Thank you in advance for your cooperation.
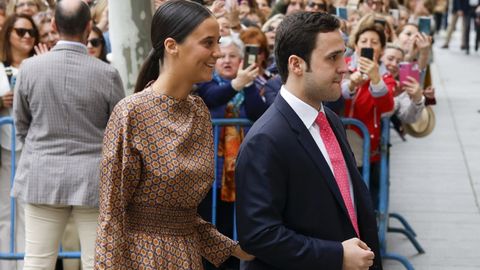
[288,55,305,77]
[164,37,179,56]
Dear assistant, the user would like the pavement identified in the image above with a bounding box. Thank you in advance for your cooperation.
[382,27,480,270]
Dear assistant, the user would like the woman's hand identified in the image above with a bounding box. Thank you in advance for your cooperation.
[415,33,432,70]
[2,91,14,108]
[423,86,435,99]
[402,76,423,103]
[358,57,380,84]
[34,43,50,55]
[233,245,255,261]
[231,63,259,91]
[415,32,432,53]
[210,0,227,17]
[349,71,367,92]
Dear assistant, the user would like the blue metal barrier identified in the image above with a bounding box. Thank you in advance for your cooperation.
[0,115,377,262]
[377,116,424,270]
[0,116,81,261]
[341,117,371,186]
[0,117,17,260]
[211,118,253,241]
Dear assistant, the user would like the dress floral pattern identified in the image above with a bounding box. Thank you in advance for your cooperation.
[94,87,237,270]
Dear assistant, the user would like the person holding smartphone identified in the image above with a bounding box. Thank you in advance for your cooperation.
[381,44,425,123]
[394,23,432,82]
[342,21,395,208]
[196,35,267,269]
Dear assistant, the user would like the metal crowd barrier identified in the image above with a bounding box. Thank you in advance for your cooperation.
[0,116,81,261]
[1,116,400,264]
[377,116,425,270]
[341,117,371,186]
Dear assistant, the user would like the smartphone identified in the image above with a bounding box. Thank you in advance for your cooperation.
[336,7,348,20]
[360,47,374,60]
[398,62,420,86]
[243,44,259,69]
[389,9,399,25]
[418,16,431,35]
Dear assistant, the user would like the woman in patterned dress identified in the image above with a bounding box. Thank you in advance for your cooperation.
[94,1,254,269]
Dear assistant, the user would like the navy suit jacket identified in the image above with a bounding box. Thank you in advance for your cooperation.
[235,94,382,270]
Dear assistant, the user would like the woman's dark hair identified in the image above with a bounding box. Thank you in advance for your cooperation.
[134,0,213,93]
[90,25,107,62]
[0,14,39,64]
[274,11,340,84]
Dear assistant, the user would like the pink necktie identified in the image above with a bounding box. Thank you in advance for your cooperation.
[316,112,360,237]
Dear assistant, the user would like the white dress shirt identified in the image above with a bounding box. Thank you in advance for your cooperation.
[280,86,356,208]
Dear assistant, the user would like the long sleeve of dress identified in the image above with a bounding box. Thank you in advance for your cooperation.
[94,100,142,269]
[195,214,238,267]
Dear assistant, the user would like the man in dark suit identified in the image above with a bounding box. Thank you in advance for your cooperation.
[235,12,382,270]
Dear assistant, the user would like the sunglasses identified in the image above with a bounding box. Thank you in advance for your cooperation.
[13,28,37,38]
[88,38,103,48]
[307,2,327,9]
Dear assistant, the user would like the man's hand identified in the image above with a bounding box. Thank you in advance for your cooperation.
[342,238,375,270]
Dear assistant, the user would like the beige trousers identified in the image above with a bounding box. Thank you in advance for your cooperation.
[23,204,98,270]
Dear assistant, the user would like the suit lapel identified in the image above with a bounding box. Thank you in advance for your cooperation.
[273,95,350,218]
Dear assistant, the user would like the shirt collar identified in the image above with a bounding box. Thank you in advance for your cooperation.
[57,40,88,50]
[280,85,325,130]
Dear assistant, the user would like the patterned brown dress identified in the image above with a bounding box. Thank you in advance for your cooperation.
[94,87,237,270]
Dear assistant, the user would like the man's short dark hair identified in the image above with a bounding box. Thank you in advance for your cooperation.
[55,0,91,36]
[274,12,340,83]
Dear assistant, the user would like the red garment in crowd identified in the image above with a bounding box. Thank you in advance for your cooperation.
[344,57,395,162]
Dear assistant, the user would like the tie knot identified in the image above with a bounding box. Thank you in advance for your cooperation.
[315,111,328,128]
